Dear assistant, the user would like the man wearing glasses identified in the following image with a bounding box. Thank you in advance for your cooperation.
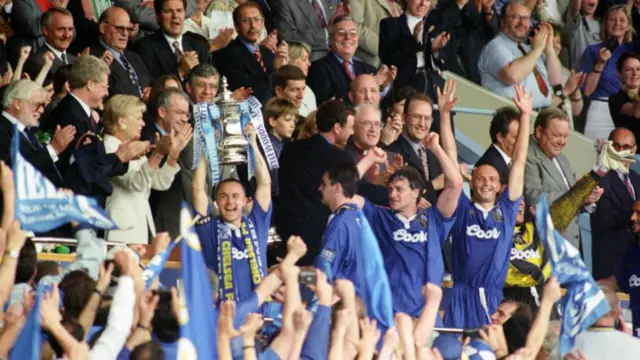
[91,7,152,98]
[591,128,640,281]
[308,16,396,105]
[478,0,565,110]
[215,2,277,102]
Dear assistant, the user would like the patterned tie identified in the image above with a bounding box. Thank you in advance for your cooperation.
[173,41,183,62]
[343,60,355,80]
[120,53,141,95]
[625,174,635,200]
[254,48,266,72]
[386,0,400,17]
[418,147,430,180]
[517,43,549,97]
[311,0,327,27]
[61,53,68,65]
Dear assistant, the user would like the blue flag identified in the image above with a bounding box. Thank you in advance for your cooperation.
[10,285,45,360]
[11,126,118,232]
[534,196,610,356]
[356,210,394,329]
[143,240,177,290]
[176,203,217,360]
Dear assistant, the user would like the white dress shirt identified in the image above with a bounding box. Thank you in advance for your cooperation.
[164,34,184,54]
[90,276,135,360]
[44,42,69,63]
[69,93,92,118]
[493,144,512,166]
[2,110,58,162]
[406,14,425,69]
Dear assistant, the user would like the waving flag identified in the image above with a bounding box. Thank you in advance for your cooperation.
[11,127,118,232]
[534,196,610,356]
[10,284,46,360]
[176,203,217,360]
[143,240,177,290]
[356,210,394,329]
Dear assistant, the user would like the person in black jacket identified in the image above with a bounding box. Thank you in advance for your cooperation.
[475,106,521,185]
[133,0,208,79]
[90,7,152,98]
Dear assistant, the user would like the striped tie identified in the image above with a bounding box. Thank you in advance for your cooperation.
[254,48,266,72]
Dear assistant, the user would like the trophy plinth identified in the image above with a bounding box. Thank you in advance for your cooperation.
[217,76,249,165]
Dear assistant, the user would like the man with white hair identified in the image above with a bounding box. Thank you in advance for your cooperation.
[344,104,392,182]
[0,80,74,183]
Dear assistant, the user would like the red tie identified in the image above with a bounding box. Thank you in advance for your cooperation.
[386,0,400,17]
[625,175,635,200]
[254,48,266,72]
[343,60,355,80]
[517,43,549,97]
[35,0,52,12]
[311,0,327,27]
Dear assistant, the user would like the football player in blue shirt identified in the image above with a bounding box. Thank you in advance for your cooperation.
[442,83,532,329]
[617,199,640,337]
[192,123,272,303]
[349,127,464,317]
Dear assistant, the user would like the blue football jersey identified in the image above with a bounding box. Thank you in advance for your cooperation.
[362,199,455,317]
[195,203,273,303]
[617,241,640,337]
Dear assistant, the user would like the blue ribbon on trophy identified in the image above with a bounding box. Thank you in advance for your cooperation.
[192,102,221,185]
[239,101,255,180]
[245,96,279,171]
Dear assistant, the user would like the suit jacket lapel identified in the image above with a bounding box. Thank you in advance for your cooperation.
[609,171,634,204]
[297,0,323,27]
[154,33,178,70]
[538,152,569,190]
[234,39,263,73]
[398,136,423,174]
[328,53,351,83]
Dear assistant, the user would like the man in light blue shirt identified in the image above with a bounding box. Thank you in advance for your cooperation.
[478,0,564,109]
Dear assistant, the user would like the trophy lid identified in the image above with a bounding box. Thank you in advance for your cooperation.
[220,76,235,103]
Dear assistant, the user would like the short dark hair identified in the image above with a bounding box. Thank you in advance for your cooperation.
[187,64,219,87]
[273,65,306,90]
[315,100,355,133]
[489,107,521,144]
[503,315,532,354]
[35,260,61,284]
[58,270,96,319]
[131,341,166,360]
[617,52,640,72]
[53,65,73,94]
[403,93,433,115]
[15,239,37,284]
[534,107,568,130]
[152,292,180,343]
[388,167,424,203]
[154,0,187,14]
[232,1,263,27]
[500,298,533,321]
[326,163,359,198]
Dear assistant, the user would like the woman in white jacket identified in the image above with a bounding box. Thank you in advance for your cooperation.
[102,95,193,244]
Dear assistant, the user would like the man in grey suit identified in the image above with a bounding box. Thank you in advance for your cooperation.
[25,8,76,75]
[524,107,603,250]
[271,0,342,62]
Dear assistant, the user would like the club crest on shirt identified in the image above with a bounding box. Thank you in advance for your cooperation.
[320,248,336,262]
[492,207,504,223]
[417,213,429,229]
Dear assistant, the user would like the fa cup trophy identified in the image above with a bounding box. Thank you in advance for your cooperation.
[217,77,249,165]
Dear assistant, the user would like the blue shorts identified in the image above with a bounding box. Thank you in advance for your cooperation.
[443,284,503,329]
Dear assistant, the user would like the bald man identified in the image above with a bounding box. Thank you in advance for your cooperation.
[591,128,640,280]
[90,7,152,97]
[348,74,381,107]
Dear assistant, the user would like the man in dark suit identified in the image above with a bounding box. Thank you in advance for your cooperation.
[308,15,396,106]
[215,2,276,103]
[0,80,75,221]
[475,106,521,185]
[133,0,208,79]
[90,7,152,98]
[277,100,357,265]
[591,128,640,280]
[385,92,442,205]
[43,55,111,178]
[25,8,77,75]
[271,0,341,61]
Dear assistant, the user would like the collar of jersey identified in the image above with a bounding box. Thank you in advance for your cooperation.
[395,212,417,229]
[473,203,495,220]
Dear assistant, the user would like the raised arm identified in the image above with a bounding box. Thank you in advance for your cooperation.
[508,84,533,200]
[436,79,459,162]
[0,161,15,232]
[542,24,564,87]
[521,277,562,359]
[0,221,27,309]
[246,123,271,212]
[498,25,547,85]
[414,283,443,351]
[192,152,209,216]
[426,133,463,218]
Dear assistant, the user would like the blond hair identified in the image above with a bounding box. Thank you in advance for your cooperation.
[600,5,635,44]
[102,95,146,135]
[287,41,312,62]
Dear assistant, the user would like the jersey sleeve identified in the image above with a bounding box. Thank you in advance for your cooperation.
[425,207,455,285]
[498,186,522,226]
[300,305,331,360]
[314,221,349,282]
[195,204,218,271]
[362,198,383,221]
[249,199,273,251]
[233,291,259,329]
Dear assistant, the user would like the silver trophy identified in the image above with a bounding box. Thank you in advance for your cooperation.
[217,77,249,165]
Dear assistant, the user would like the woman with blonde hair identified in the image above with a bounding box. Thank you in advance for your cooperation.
[580,5,640,140]
[288,41,317,117]
[102,95,193,244]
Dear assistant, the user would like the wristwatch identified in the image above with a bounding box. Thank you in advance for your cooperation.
[553,85,566,102]
[5,249,19,259]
